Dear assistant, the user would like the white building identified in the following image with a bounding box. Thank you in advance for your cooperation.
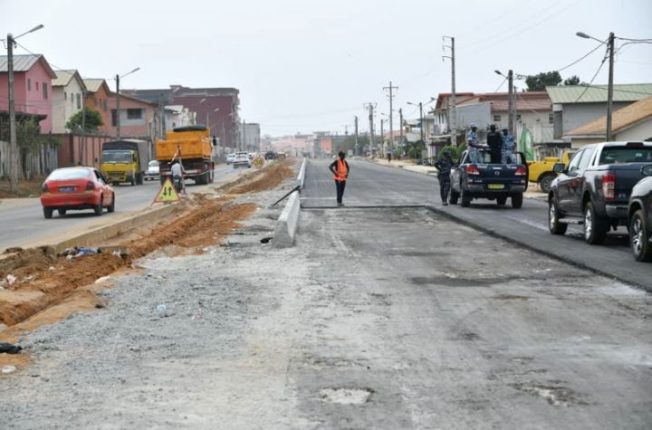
[164,105,196,132]
[240,122,261,151]
[51,70,87,133]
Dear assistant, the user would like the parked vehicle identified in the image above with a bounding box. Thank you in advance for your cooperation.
[100,139,150,186]
[40,167,115,218]
[527,150,575,193]
[449,149,528,208]
[548,141,652,244]
[628,166,652,261]
[233,151,252,168]
[226,153,236,164]
[264,151,277,160]
[156,126,216,185]
[144,160,160,181]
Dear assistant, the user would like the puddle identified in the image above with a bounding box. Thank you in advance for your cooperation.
[320,387,373,405]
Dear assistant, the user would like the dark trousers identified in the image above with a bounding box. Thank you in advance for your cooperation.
[335,180,346,203]
[439,177,450,202]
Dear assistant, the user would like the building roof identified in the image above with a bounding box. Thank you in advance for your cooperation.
[83,78,112,94]
[52,69,87,91]
[565,95,652,137]
[435,92,475,110]
[456,91,551,113]
[123,86,240,104]
[0,54,56,78]
[546,84,652,104]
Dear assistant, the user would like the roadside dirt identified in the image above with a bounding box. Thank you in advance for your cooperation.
[0,160,295,368]
[0,177,45,199]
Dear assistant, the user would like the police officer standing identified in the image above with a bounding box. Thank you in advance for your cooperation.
[501,128,515,164]
[486,124,503,164]
[434,150,454,206]
[467,124,481,164]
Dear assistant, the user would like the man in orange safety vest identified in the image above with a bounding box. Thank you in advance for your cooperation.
[329,151,350,207]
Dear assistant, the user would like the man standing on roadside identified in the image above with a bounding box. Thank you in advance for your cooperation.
[329,151,350,207]
[434,150,454,206]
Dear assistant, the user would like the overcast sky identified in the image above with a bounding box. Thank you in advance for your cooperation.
[2,0,651,136]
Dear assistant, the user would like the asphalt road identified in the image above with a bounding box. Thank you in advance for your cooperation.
[302,159,650,290]
[0,164,242,250]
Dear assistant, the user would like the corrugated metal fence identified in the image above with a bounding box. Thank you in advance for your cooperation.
[0,140,59,179]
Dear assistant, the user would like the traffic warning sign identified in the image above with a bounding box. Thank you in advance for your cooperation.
[154,178,180,203]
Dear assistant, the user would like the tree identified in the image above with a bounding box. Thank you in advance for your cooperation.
[66,107,103,132]
[525,71,562,91]
[16,118,59,180]
[563,75,581,86]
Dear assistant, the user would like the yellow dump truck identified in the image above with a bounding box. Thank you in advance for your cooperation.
[527,150,575,193]
[156,126,216,185]
[100,139,150,186]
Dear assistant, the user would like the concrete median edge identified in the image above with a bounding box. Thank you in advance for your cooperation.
[273,190,300,248]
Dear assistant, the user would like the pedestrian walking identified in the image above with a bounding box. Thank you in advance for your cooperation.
[486,124,503,164]
[501,128,516,164]
[329,151,350,207]
[467,124,481,164]
[434,150,454,205]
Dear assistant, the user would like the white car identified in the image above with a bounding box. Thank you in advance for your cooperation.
[144,160,160,181]
[233,152,252,168]
[226,153,236,164]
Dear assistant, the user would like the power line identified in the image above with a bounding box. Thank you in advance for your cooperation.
[574,48,610,102]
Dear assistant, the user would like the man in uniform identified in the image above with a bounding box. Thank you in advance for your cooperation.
[501,127,516,164]
[486,124,503,164]
[467,123,481,164]
[329,151,350,207]
[434,150,454,205]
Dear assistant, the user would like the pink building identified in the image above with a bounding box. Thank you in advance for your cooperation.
[0,54,57,133]
[107,93,158,138]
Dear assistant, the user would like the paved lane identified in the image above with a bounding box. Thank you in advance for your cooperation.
[0,164,239,250]
[302,159,650,290]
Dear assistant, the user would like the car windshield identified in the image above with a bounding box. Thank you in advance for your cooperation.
[103,150,133,163]
[148,160,160,168]
[599,147,652,164]
[47,168,91,181]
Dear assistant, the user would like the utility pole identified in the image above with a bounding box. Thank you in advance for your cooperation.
[508,69,515,137]
[242,119,246,151]
[364,103,375,157]
[380,118,384,155]
[418,102,423,161]
[354,115,359,156]
[383,81,398,153]
[80,89,87,164]
[7,33,18,192]
[443,36,456,143]
[399,108,404,151]
[606,32,615,141]
[115,74,121,139]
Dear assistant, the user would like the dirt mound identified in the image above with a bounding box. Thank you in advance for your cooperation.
[222,160,295,195]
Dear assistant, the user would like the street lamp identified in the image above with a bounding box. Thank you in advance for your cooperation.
[6,24,44,193]
[494,69,516,136]
[577,31,615,140]
[115,67,140,139]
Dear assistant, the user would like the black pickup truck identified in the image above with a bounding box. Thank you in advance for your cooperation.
[548,141,652,244]
[449,149,528,208]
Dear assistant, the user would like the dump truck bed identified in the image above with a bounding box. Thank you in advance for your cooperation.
[156,128,212,161]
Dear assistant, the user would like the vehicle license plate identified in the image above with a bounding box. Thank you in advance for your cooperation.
[58,186,75,192]
[488,184,504,190]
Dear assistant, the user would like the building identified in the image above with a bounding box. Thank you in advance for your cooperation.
[123,86,240,150]
[240,122,261,152]
[564,95,652,146]
[164,105,196,132]
[51,70,87,133]
[83,78,113,134]
[546,84,652,139]
[0,54,57,133]
[107,93,159,139]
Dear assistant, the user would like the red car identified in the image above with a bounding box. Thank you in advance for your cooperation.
[40,167,115,218]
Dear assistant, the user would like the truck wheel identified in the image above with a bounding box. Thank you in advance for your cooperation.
[449,189,459,205]
[630,209,652,262]
[583,201,608,245]
[460,189,471,208]
[511,193,523,209]
[497,196,507,206]
[548,199,567,235]
[130,175,135,186]
[136,173,144,185]
[538,173,556,193]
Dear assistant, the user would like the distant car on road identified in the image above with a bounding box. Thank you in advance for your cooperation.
[40,167,115,218]
[264,151,277,160]
[233,152,252,169]
[144,160,160,181]
[628,167,652,261]
[548,141,652,244]
[226,153,236,164]
[449,149,528,208]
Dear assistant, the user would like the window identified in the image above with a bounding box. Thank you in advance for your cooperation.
[36,81,39,91]
[548,113,554,124]
[76,93,81,109]
[567,149,583,174]
[493,114,501,122]
[64,92,67,101]
[127,108,143,119]
[42,83,48,99]
[111,110,117,127]
[27,79,31,91]
[103,100,107,112]
[578,147,595,171]
[599,146,652,164]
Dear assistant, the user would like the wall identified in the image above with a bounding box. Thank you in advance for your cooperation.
[617,120,652,142]
[455,102,491,130]
[559,102,631,137]
[107,96,156,138]
[86,85,112,134]
[170,95,239,148]
[0,67,52,133]
[52,78,85,133]
[55,134,112,168]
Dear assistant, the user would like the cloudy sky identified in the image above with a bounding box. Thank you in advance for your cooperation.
[2,0,651,136]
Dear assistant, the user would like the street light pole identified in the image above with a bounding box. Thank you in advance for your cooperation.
[606,32,615,141]
[114,67,139,139]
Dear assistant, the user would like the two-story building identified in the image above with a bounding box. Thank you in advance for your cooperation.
[0,54,56,133]
[108,93,159,139]
[51,70,87,133]
[83,78,112,134]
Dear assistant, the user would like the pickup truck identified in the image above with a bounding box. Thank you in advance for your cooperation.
[449,149,528,208]
[628,167,652,261]
[548,141,652,244]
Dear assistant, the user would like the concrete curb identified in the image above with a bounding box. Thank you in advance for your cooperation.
[297,158,307,189]
[273,191,300,248]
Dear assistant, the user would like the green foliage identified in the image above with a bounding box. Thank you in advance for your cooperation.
[438,143,466,162]
[66,107,103,132]
[525,71,562,91]
[563,75,581,86]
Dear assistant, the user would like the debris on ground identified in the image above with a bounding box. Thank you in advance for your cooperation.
[0,341,21,354]
[1,365,16,374]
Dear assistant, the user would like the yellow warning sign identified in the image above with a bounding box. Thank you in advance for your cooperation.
[154,178,180,203]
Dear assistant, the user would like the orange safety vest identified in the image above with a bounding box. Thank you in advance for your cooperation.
[333,159,348,181]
